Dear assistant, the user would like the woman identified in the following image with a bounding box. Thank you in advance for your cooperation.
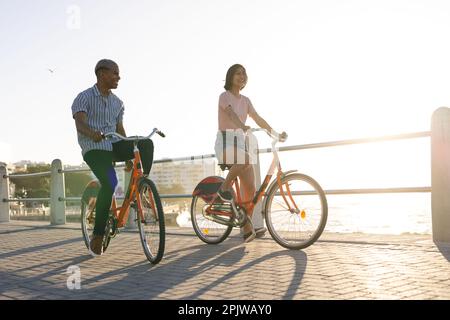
[214,64,287,243]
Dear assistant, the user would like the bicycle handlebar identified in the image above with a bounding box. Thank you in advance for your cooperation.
[250,128,288,143]
[102,128,166,141]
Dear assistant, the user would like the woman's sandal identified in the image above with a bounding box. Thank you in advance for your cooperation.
[243,219,256,243]
[243,230,256,243]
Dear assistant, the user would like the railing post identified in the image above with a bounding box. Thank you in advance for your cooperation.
[0,165,10,222]
[431,107,450,243]
[50,159,66,225]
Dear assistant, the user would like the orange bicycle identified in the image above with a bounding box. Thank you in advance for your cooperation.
[81,128,166,264]
[191,128,328,250]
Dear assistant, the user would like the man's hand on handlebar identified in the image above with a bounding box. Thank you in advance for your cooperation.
[92,131,104,142]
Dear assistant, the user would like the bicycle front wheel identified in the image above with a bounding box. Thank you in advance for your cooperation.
[137,178,165,264]
[191,195,233,244]
[264,173,328,250]
[81,200,95,250]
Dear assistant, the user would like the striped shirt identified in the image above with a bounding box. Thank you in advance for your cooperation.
[71,84,124,157]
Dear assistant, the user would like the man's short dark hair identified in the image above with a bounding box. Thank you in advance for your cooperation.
[95,59,118,76]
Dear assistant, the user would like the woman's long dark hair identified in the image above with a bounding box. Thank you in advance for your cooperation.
[224,64,247,90]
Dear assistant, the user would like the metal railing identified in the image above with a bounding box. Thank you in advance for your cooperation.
[1,131,432,205]
[4,131,431,203]
[1,107,450,242]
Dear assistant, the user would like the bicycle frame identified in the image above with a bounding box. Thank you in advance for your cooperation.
[108,144,143,228]
[99,129,163,229]
[206,130,299,220]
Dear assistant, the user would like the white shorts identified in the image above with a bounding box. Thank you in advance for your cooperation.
[214,130,257,165]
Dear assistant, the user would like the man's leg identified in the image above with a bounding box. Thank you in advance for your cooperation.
[112,139,154,175]
[83,150,118,236]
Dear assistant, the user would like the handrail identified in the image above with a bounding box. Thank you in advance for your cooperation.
[5,171,51,179]
[3,198,50,202]
[154,154,216,164]
[259,131,431,153]
[2,107,449,240]
[277,186,431,196]
[1,130,433,205]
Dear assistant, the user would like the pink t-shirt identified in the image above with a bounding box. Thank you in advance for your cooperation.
[218,91,257,131]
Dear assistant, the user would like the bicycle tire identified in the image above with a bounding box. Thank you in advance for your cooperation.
[191,195,233,244]
[102,214,113,252]
[81,180,99,250]
[264,173,328,250]
[137,178,165,264]
[80,201,92,249]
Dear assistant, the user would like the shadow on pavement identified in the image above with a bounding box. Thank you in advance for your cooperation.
[435,241,450,262]
[74,238,307,300]
[183,248,307,300]
[0,237,80,260]
[0,255,92,297]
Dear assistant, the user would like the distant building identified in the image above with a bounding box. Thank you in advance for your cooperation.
[149,159,221,194]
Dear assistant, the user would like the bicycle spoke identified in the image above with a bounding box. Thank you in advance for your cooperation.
[265,174,327,249]
[272,198,290,211]
[191,195,232,244]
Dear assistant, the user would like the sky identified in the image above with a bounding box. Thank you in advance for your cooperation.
[1,0,450,189]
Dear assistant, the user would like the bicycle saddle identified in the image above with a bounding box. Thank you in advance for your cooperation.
[219,164,233,171]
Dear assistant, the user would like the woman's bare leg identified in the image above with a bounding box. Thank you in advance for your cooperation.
[237,164,256,234]
[221,164,249,191]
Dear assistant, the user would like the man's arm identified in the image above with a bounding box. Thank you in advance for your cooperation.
[74,112,103,142]
[116,121,127,137]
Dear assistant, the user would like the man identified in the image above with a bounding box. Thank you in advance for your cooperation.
[71,59,154,256]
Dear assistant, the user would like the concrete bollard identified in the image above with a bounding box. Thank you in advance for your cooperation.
[0,165,10,222]
[431,107,450,243]
[50,159,66,225]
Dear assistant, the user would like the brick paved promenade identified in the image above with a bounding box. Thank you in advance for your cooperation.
[0,220,449,300]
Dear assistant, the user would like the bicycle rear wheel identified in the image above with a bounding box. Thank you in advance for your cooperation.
[264,173,328,250]
[137,178,165,264]
[191,195,233,244]
[81,200,114,252]
[81,180,100,250]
